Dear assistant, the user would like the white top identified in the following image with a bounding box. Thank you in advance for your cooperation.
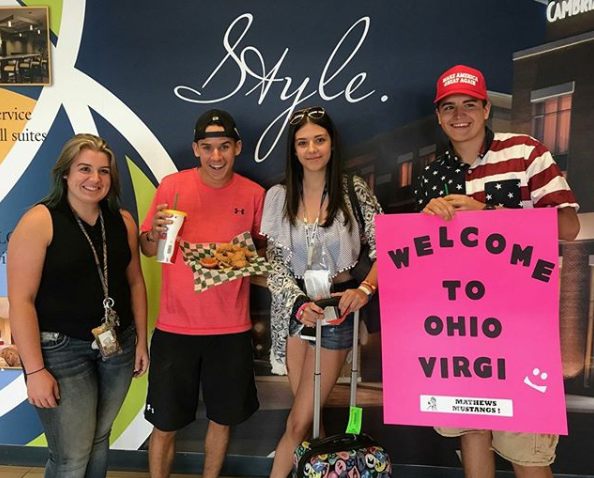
[260,184,360,278]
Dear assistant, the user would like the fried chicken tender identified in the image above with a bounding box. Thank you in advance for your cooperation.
[214,251,228,263]
[229,251,244,262]
[213,244,256,269]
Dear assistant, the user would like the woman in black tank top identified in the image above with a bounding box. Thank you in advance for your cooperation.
[7,134,148,478]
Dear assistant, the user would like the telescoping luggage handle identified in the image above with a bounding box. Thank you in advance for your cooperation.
[312,297,360,440]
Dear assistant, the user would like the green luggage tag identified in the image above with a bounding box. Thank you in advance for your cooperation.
[346,406,362,434]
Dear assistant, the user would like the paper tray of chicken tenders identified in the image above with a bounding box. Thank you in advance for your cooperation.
[180,231,272,293]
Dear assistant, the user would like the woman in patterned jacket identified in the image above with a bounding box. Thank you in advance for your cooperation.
[261,106,382,476]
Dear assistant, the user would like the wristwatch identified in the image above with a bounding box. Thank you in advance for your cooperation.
[484,204,496,210]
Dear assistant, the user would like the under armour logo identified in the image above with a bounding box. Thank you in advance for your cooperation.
[146,404,155,414]
[234,208,245,215]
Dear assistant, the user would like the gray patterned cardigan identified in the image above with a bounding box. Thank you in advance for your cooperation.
[263,175,383,375]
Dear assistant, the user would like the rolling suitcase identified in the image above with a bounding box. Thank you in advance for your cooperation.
[293,298,392,477]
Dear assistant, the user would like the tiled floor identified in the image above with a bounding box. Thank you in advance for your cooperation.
[0,466,242,478]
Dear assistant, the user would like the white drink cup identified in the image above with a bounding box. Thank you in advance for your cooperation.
[156,209,187,264]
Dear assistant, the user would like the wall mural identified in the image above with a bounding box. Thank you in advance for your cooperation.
[0,0,592,475]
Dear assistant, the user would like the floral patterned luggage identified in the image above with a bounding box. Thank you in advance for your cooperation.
[293,299,392,477]
[294,433,391,477]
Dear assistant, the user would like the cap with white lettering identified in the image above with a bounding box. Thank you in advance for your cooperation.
[434,65,488,104]
[193,109,240,142]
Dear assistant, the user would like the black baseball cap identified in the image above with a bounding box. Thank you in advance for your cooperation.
[193,109,240,142]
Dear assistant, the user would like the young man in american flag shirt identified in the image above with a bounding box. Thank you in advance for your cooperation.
[414,65,580,478]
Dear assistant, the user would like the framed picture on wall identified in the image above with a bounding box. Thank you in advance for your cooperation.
[0,6,51,86]
[0,311,20,369]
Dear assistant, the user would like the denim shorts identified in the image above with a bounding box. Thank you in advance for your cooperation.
[317,312,354,350]
[289,308,355,350]
[291,279,357,350]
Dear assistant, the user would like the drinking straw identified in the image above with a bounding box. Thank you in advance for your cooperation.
[173,193,179,210]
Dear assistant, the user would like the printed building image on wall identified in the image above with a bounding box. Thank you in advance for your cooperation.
[2,1,594,475]
[343,94,512,215]
[340,1,594,411]
[0,7,50,86]
[512,4,594,403]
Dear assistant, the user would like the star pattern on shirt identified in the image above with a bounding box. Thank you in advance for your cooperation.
[412,129,535,212]
[414,150,469,210]
[485,179,523,209]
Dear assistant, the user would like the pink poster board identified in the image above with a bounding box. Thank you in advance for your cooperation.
[376,209,567,434]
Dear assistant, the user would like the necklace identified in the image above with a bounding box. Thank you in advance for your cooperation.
[301,184,327,267]
[301,184,328,224]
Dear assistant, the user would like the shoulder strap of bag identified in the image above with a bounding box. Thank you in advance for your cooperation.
[347,174,365,230]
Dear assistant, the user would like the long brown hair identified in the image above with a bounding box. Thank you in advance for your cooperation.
[283,107,352,229]
[41,134,122,212]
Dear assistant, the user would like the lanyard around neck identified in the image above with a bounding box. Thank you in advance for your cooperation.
[72,208,112,308]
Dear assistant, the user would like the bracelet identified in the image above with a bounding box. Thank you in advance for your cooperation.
[360,280,377,294]
[296,302,309,322]
[358,284,373,299]
[26,366,46,377]
[145,231,155,243]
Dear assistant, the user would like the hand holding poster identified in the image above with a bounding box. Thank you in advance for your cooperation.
[376,209,567,435]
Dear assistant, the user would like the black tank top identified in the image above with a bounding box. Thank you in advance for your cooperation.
[35,200,133,340]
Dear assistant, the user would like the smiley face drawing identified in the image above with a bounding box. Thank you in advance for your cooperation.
[524,367,548,393]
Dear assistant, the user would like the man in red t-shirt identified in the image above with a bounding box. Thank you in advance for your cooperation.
[140,109,265,478]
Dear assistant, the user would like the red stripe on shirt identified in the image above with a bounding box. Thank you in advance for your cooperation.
[467,157,529,181]
[536,189,577,208]
[528,163,566,193]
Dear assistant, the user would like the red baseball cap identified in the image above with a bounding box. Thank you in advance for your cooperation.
[434,65,488,104]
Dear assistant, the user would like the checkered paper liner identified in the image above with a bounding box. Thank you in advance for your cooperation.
[180,231,272,293]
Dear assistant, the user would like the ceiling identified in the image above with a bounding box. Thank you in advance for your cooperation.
[0,7,47,35]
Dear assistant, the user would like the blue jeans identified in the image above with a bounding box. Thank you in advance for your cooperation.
[35,325,136,478]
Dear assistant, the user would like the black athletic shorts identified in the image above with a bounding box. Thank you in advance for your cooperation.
[144,328,259,431]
